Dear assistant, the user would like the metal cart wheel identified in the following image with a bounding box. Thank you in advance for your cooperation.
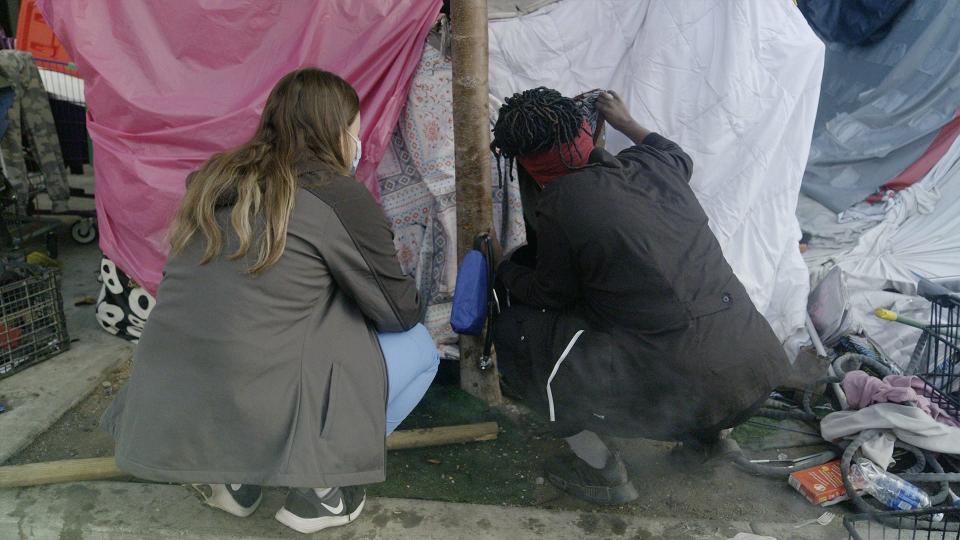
[71,218,97,244]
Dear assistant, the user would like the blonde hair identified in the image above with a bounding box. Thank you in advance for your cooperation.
[169,69,360,274]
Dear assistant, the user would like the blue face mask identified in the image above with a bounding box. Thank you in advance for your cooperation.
[348,132,362,174]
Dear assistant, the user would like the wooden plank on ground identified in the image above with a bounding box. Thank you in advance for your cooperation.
[0,422,500,488]
[386,421,499,450]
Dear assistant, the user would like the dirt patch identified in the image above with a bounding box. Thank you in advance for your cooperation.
[6,362,828,524]
[6,360,131,465]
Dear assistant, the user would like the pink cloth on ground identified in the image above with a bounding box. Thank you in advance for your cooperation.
[37,0,441,295]
[842,370,960,427]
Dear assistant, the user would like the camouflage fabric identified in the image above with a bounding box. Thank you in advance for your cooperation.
[0,50,70,211]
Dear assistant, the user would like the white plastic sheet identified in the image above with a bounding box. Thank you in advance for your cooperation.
[808,266,928,370]
[488,0,825,349]
[802,131,960,369]
[808,136,960,293]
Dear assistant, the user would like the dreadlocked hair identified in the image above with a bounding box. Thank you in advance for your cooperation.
[490,87,589,186]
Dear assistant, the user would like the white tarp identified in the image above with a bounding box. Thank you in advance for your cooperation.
[798,192,882,258]
[808,266,928,371]
[488,0,558,20]
[488,0,825,353]
[806,135,960,293]
[801,127,960,369]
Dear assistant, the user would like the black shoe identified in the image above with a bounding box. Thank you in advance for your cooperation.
[545,450,639,505]
[275,486,366,534]
[190,484,262,517]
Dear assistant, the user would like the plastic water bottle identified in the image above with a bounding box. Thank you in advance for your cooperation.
[850,458,931,511]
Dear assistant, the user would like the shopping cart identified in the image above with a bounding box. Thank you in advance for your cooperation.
[0,68,59,256]
[845,508,960,539]
[875,276,960,419]
[908,277,960,392]
[21,56,97,245]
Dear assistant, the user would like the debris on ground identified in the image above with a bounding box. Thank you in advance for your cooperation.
[788,460,847,506]
[8,364,823,522]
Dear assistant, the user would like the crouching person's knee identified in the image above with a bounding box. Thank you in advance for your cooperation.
[409,323,440,375]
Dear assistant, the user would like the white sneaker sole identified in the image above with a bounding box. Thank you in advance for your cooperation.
[274,496,366,534]
[190,484,262,518]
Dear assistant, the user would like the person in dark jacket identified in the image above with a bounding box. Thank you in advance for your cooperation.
[489,88,787,505]
[102,69,439,534]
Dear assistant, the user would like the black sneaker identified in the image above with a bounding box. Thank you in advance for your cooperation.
[275,486,366,534]
[545,450,639,505]
[189,484,262,517]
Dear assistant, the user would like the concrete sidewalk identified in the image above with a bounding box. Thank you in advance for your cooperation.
[0,482,848,539]
[0,334,131,464]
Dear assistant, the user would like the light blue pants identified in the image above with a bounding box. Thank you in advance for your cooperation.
[379,324,440,434]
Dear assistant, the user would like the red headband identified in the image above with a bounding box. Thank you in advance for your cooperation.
[517,121,594,186]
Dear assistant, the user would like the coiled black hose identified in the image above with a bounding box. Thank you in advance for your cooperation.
[757,352,892,424]
[834,352,894,379]
[756,374,844,422]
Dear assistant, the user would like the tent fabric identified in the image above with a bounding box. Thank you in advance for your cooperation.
[802,0,960,213]
[487,0,824,349]
[800,130,960,369]
[797,193,882,257]
[376,46,525,359]
[803,134,960,368]
[36,0,441,294]
[807,266,928,371]
[806,135,960,295]
[867,111,960,202]
[798,0,912,46]
[488,0,558,20]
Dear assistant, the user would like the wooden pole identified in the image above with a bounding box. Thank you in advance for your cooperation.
[383,421,498,450]
[0,422,500,489]
[451,0,502,405]
[0,457,126,488]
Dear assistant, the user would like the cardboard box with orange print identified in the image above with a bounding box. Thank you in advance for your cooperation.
[788,460,849,506]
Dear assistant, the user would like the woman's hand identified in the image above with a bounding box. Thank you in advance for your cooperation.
[596,91,634,132]
[597,90,651,146]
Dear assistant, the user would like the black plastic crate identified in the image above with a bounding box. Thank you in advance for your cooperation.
[845,508,960,539]
[0,263,69,379]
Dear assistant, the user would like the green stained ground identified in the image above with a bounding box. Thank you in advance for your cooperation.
[370,385,565,505]
[9,362,832,522]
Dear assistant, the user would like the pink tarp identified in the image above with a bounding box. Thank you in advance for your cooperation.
[37,0,441,294]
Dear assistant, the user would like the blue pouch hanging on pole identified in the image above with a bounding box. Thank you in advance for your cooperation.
[450,234,494,336]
